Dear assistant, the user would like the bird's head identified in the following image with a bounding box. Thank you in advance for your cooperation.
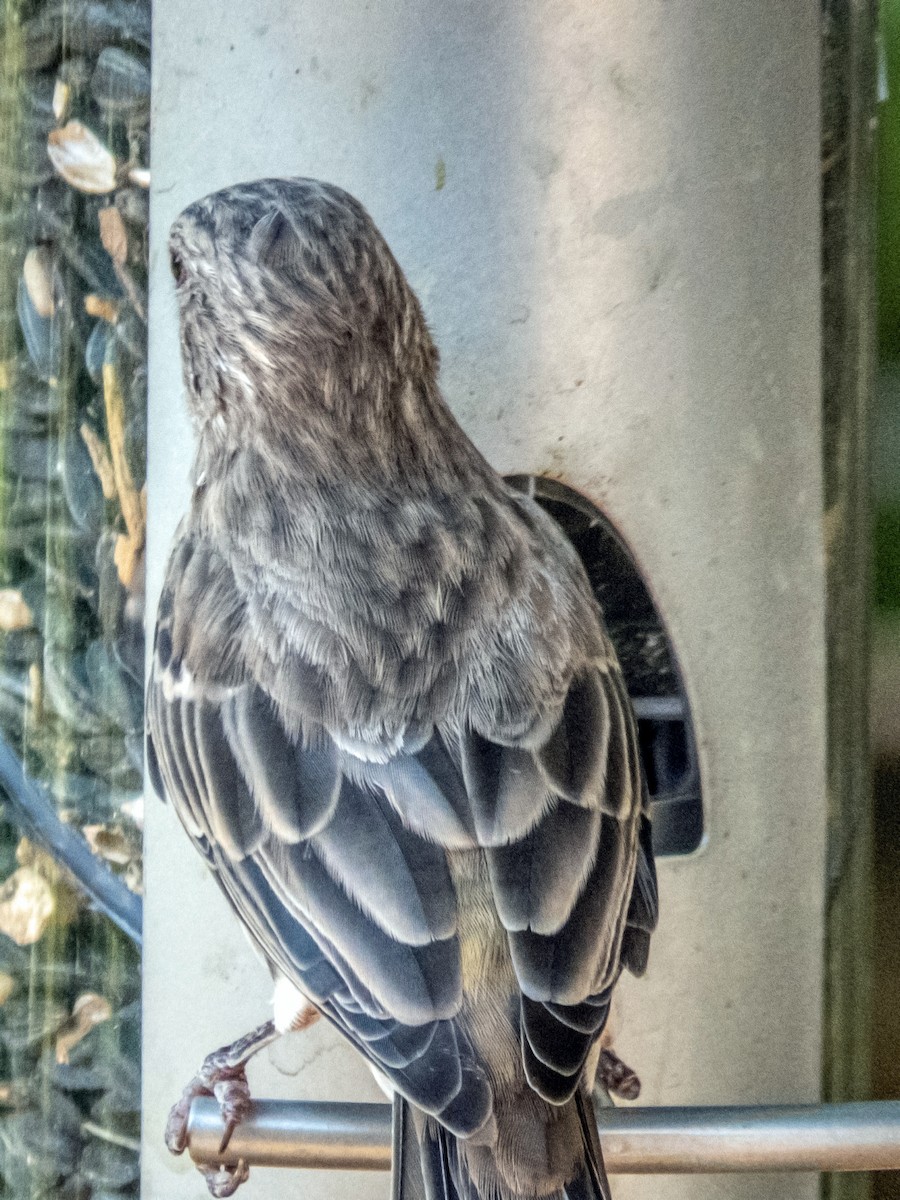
[168,178,440,447]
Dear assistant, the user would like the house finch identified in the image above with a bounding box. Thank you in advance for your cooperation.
[148,178,657,1200]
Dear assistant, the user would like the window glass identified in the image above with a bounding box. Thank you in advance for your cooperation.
[0,4,149,1196]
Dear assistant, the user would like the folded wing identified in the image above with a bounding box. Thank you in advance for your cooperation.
[148,530,657,1128]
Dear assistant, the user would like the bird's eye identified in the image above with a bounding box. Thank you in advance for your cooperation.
[170,251,186,286]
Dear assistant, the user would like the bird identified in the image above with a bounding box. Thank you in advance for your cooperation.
[148,177,658,1200]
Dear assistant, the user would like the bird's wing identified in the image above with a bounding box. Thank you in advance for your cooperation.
[147,530,493,1137]
[148,526,656,1126]
[459,646,658,1102]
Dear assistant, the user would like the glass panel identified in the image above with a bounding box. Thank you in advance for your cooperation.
[0,3,149,1196]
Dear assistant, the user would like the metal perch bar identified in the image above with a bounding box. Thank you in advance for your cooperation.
[187,1099,900,1175]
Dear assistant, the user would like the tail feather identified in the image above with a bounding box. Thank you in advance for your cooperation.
[393,1095,469,1200]
[392,1095,429,1200]
[392,1093,612,1200]
[566,1090,611,1200]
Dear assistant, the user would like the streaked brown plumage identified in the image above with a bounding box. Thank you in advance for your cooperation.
[149,178,657,1200]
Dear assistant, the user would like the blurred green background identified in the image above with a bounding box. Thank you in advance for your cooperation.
[872,6,900,1200]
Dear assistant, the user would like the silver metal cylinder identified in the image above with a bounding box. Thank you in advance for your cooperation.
[187,1100,900,1175]
[146,6,827,1200]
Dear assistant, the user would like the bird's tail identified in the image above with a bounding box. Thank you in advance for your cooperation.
[567,1088,613,1200]
[391,1093,612,1200]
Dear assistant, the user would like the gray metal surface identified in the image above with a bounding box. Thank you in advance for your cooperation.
[190,1101,393,1172]
[187,1101,900,1175]
[146,3,824,1199]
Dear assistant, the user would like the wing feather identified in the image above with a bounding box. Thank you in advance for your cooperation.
[159,695,207,841]
[508,812,635,1005]
[537,669,610,807]
[256,838,461,1025]
[221,687,340,841]
[310,778,457,945]
[361,735,477,849]
[486,801,602,934]
[459,730,553,845]
[193,701,265,859]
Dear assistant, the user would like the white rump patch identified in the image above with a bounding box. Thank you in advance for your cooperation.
[272,975,314,1034]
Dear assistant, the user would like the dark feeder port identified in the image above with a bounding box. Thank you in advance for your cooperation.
[507,475,703,857]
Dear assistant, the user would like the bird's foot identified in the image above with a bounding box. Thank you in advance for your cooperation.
[597,1047,641,1101]
[197,1158,251,1199]
[165,1019,280,1196]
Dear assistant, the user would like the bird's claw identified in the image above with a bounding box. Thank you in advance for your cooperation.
[200,1157,250,1198]
[165,1021,281,1194]
[165,1048,257,1196]
[164,1090,193,1155]
[165,1063,251,1153]
[214,1074,252,1151]
[598,1047,641,1101]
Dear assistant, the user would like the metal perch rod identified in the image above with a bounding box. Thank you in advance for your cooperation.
[187,1099,900,1175]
